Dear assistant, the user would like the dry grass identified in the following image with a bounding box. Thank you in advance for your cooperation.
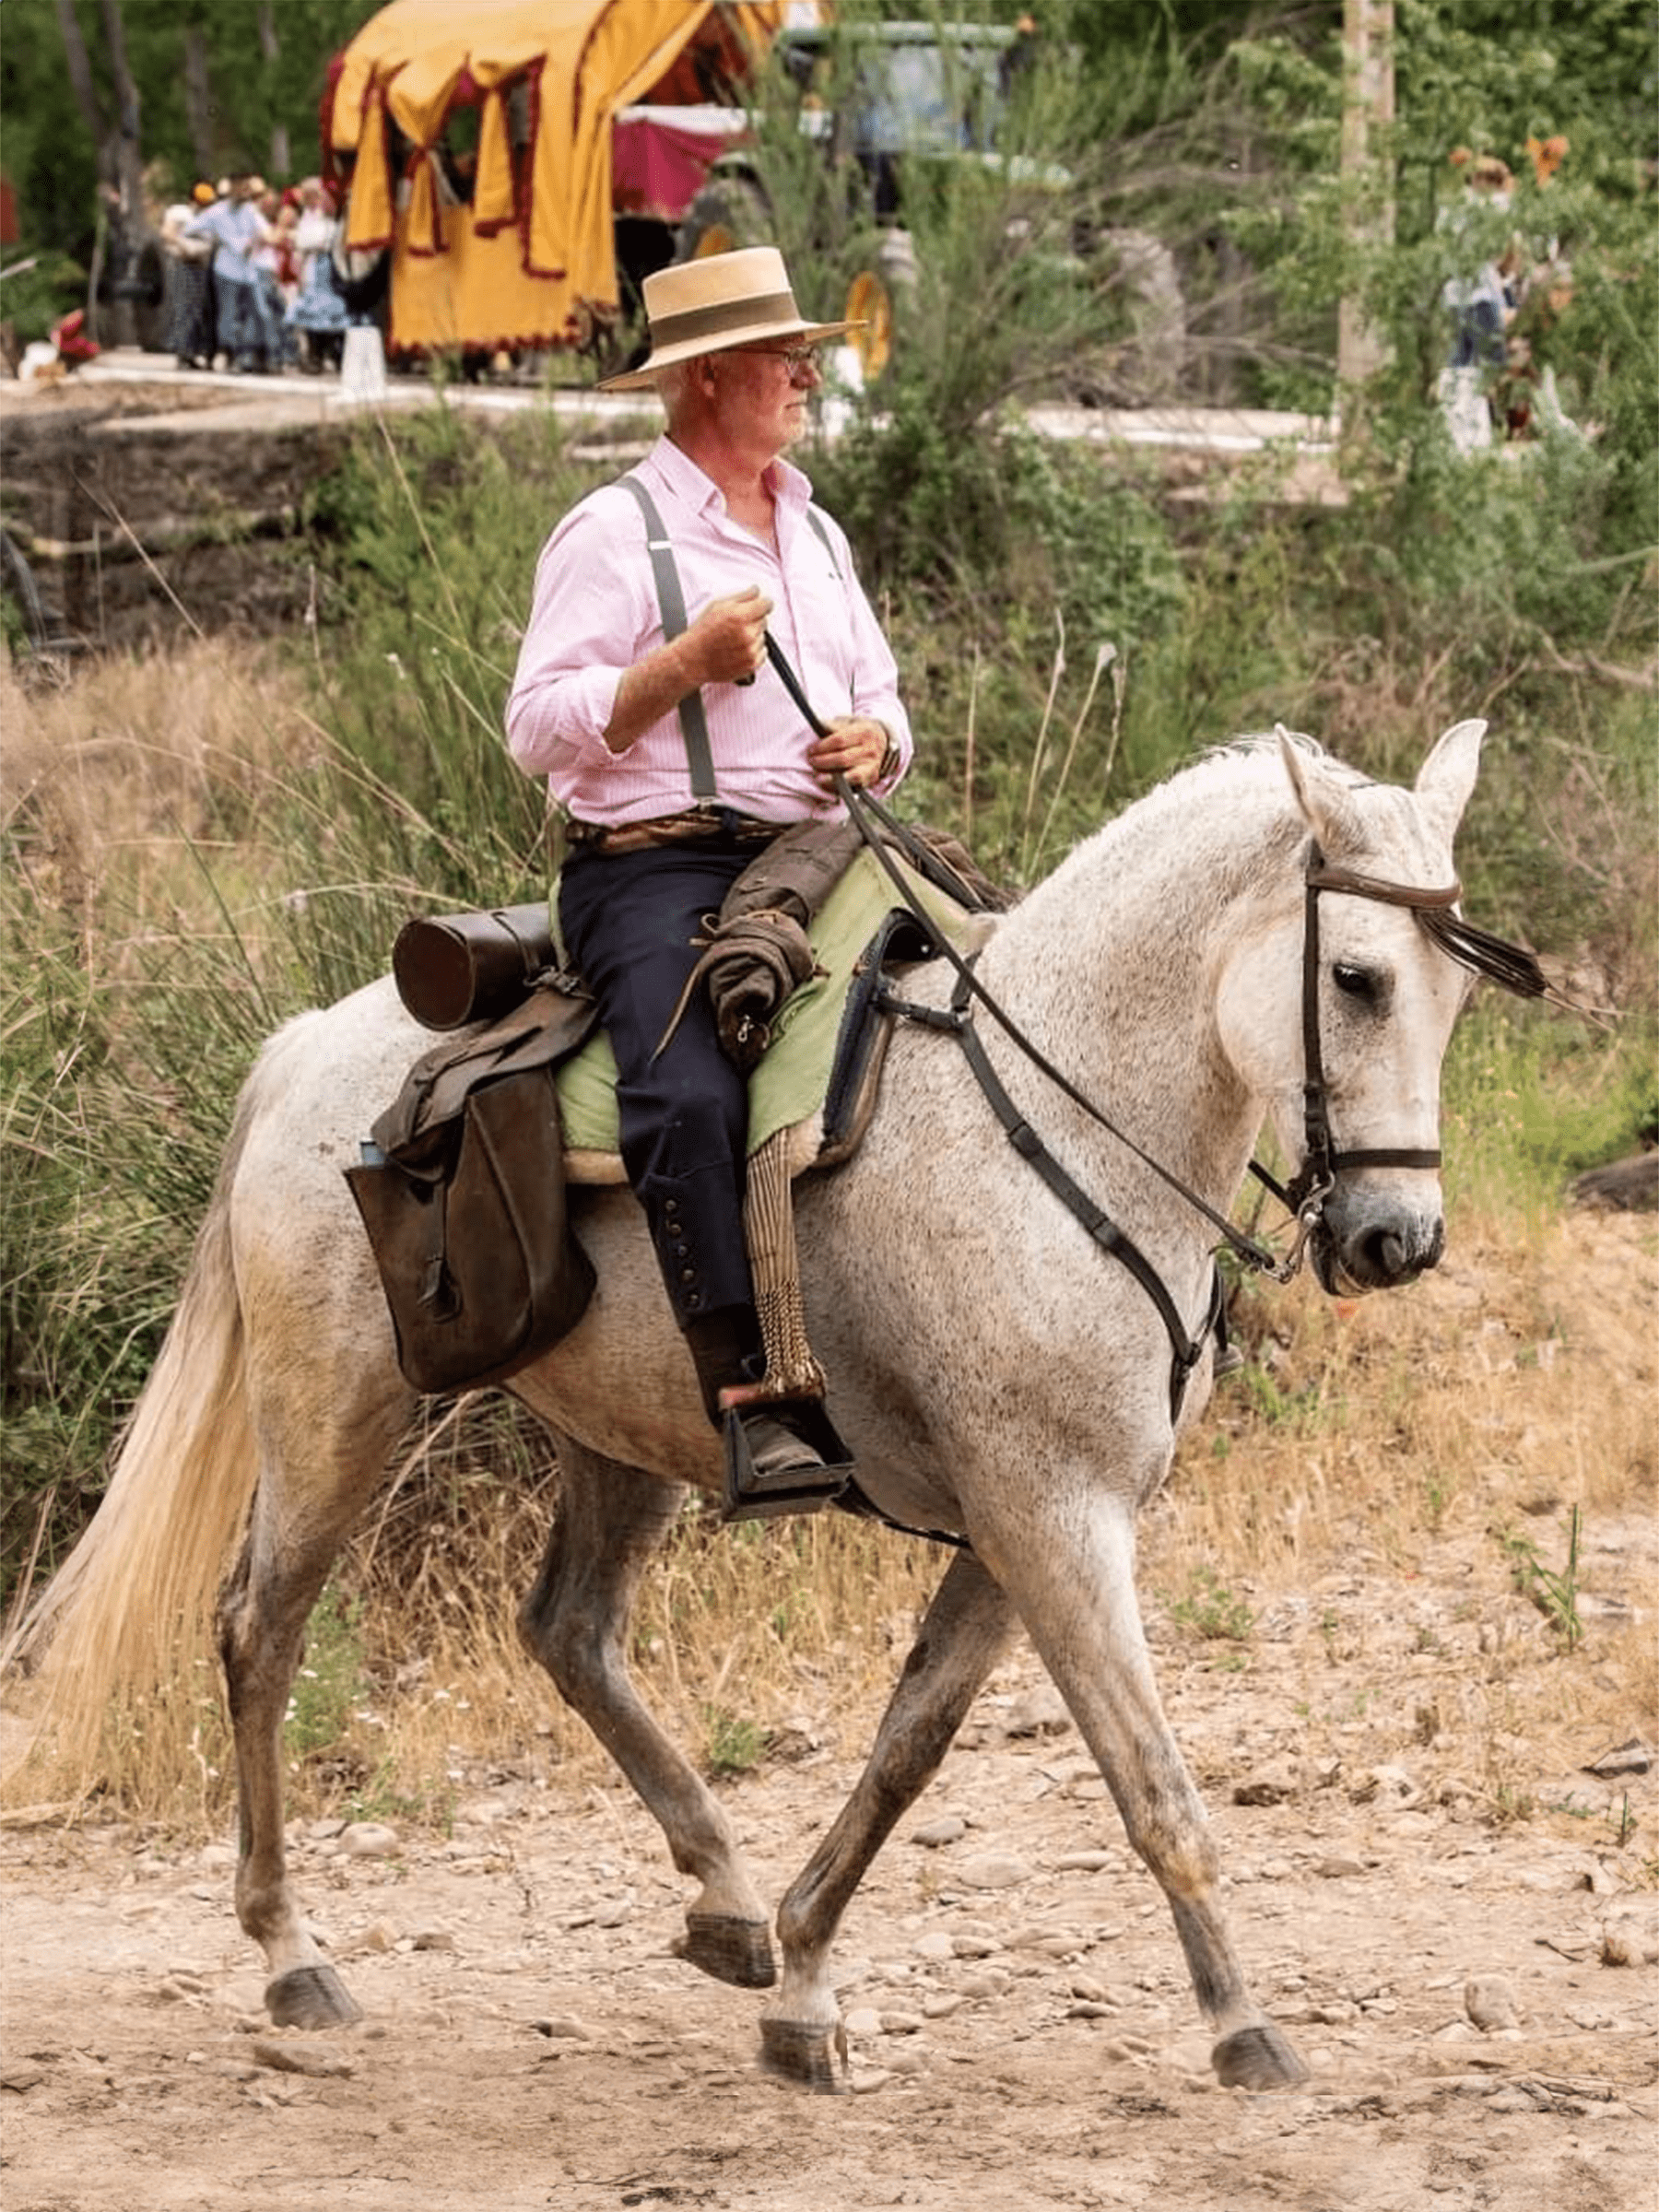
[0,641,324,951]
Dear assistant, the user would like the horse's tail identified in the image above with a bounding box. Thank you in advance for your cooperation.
[2,1077,264,1799]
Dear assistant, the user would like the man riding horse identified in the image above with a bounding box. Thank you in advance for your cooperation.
[505,247,910,1505]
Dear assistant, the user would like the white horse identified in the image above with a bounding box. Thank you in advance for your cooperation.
[8,722,1490,2095]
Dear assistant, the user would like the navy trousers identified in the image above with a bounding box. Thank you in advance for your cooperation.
[559,834,762,1328]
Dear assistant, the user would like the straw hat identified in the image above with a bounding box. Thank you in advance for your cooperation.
[599,246,859,392]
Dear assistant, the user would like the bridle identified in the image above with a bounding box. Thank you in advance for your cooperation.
[832,781,1550,1418]
[763,634,1551,1418]
[1250,849,1463,1247]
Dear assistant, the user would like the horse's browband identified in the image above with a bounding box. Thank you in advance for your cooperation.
[1307,859,1553,1001]
[1305,862,1462,910]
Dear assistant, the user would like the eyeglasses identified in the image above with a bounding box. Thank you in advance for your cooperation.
[740,343,823,379]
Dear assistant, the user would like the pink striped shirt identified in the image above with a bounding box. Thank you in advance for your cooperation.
[505,435,912,828]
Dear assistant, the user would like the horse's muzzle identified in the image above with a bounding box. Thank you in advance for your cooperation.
[1310,1186,1445,1295]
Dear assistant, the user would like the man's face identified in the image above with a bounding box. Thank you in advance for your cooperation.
[710,342,822,453]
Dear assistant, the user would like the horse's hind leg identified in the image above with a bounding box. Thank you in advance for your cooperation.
[764,1550,1018,2090]
[218,1402,405,2031]
[517,1433,776,1989]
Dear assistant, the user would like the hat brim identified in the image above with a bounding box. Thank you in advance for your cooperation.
[598,316,862,393]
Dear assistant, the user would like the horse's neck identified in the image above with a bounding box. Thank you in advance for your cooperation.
[973,772,1280,1202]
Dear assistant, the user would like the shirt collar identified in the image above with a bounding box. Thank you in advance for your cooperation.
[648,433,811,524]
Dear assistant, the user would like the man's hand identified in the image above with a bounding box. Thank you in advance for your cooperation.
[605,586,773,751]
[807,713,891,791]
[687,586,773,687]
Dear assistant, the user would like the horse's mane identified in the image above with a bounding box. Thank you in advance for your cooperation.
[1060,731,1353,895]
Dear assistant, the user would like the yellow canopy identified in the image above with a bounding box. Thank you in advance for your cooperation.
[325,0,786,353]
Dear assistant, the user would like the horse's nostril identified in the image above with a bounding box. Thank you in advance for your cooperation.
[1366,1230,1407,1281]
[1359,1218,1444,1283]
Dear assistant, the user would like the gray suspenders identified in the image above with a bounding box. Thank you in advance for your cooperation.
[617,474,717,802]
[617,472,844,806]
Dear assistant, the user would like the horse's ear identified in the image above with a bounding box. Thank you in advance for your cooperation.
[1277,725,1363,854]
[1413,719,1487,839]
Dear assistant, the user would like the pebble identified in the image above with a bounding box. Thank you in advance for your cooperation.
[959,1972,1006,1999]
[1006,1685,1072,1737]
[912,1932,956,1962]
[1362,1764,1420,1805]
[1233,1762,1298,1806]
[843,2006,884,2039]
[339,1823,401,1860]
[251,2037,354,2078]
[1464,1974,1520,2032]
[911,1817,967,1849]
[1054,1850,1112,1873]
[531,2014,594,2040]
[921,1994,962,2020]
[950,1931,1000,1959]
[957,1853,1035,1891]
[1601,1920,1659,1967]
[1314,1855,1366,1879]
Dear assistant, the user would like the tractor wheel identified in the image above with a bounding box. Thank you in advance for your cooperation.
[676,178,773,264]
[842,230,916,381]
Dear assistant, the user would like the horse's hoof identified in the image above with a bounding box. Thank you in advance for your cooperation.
[759,2015,849,2093]
[674,1912,777,1989]
[1212,2021,1310,2091]
[266,1964,364,2030]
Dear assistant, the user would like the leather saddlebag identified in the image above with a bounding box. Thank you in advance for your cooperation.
[346,983,598,1394]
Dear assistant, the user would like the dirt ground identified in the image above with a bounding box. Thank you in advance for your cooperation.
[3,1488,1655,2209]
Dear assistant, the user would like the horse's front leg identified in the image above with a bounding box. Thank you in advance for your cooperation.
[517,1434,776,1989]
[981,1480,1309,2092]
[764,1549,1018,2090]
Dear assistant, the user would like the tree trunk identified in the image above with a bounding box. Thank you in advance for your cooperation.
[54,0,107,160]
[257,6,290,180]
[97,0,151,347]
[1337,0,1395,398]
[183,26,216,182]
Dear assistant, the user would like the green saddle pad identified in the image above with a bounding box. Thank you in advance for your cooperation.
[556,845,982,1160]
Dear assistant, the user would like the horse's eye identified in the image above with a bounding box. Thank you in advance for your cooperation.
[1333,962,1380,1003]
